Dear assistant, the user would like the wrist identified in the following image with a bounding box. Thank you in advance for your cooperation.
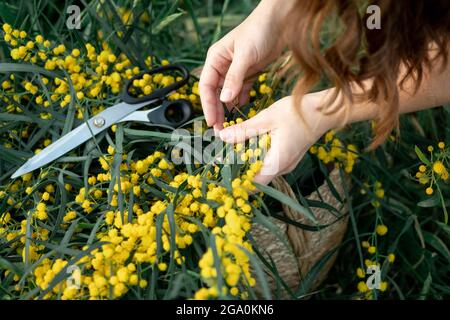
[296,93,342,138]
[305,88,379,131]
[257,0,296,27]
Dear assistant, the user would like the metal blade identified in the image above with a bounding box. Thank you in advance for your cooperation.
[11,100,152,178]
[117,108,158,123]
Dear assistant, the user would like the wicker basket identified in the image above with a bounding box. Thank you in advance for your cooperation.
[250,168,349,298]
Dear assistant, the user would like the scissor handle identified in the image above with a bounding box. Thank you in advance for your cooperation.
[148,99,193,127]
[121,64,189,104]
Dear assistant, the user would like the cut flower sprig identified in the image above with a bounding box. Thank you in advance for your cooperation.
[414,141,449,223]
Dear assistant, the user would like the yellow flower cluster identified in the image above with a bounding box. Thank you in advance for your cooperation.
[414,141,449,196]
[0,181,53,267]
[355,225,393,299]
[360,181,385,208]
[194,162,263,299]
[309,130,359,173]
[356,280,388,297]
[248,73,273,97]
[222,110,271,166]
[352,176,397,299]
[34,258,81,300]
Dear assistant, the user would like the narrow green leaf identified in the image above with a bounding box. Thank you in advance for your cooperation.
[254,182,317,223]
[423,231,450,262]
[221,164,232,192]
[0,63,62,78]
[417,195,440,208]
[419,273,432,300]
[152,12,185,34]
[436,221,450,236]
[0,257,23,277]
[414,145,430,166]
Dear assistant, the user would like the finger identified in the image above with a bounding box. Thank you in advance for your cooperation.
[213,105,225,136]
[199,50,229,127]
[199,71,221,126]
[219,109,271,143]
[213,124,222,137]
[220,53,250,103]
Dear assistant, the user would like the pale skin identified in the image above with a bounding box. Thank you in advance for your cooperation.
[199,0,450,185]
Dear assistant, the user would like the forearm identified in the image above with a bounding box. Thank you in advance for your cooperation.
[307,55,450,130]
[349,60,450,124]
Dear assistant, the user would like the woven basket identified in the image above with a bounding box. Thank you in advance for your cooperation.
[250,168,349,298]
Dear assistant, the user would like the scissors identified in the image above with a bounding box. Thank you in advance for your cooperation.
[11,64,193,179]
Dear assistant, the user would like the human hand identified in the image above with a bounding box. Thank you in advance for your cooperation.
[199,0,294,133]
[218,94,340,185]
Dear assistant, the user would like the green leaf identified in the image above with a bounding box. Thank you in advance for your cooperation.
[240,246,272,300]
[209,233,224,292]
[0,145,27,163]
[221,164,232,192]
[387,276,405,300]
[423,231,450,262]
[183,0,204,49]
[270,211,341,231]
[254,182,317,223]
[0,113,33,122]
[247,234,295,299]
[295,245,339,297]
[0,257,23,277]
[152,12,185,34]
[123,128,176,139]
[0,63,62,78]
[436,221,450,236]
[419,273,432,300]
[285,154,313,185]
[253,208,292,250]
[417,195,440,208]
[0,2,18,24]
[162,201,179,300]
[211,0,230,43]
[414,145,430,166]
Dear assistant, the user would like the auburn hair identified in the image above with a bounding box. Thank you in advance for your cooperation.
[284,0,450,148]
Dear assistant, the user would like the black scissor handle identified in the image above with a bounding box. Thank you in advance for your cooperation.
[148,99,193,127]
[121,64,189,104]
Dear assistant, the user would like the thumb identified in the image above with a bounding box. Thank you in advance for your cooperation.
[220,55,249,103]
[219,110,271,144]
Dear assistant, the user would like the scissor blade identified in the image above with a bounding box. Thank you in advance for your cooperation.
[117,109,157,123]
[11,101,152,178]
[11,122,96,179]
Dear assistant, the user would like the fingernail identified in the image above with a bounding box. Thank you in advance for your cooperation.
[205,115,215,127]
[220,88,232,102]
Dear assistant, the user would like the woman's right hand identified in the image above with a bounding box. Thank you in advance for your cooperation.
[199,0,295,133]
